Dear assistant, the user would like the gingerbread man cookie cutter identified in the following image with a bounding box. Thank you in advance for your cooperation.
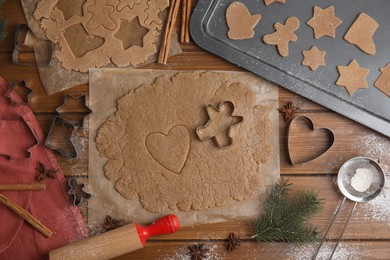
[196,101,244,149]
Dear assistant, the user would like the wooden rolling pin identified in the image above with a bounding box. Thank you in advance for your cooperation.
[49,214,180,260]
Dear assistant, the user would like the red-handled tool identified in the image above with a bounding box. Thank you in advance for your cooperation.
[49,214,180,260]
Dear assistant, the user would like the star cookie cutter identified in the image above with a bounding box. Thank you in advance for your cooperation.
[287,115,335,166]
[196,101,244,149]
[68,177,93,206]
[56,94,92,128]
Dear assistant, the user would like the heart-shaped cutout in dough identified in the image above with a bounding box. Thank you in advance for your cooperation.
[146,125,190,174]
[287,116,334,166]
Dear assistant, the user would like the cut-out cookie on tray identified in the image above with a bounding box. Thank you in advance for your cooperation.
[96,72,273,213]
[302,46,326,71]
[374,63,390,97]
[264,0,285,6]
[33,0,169,72]
[196,101,244,149]
[226,2,261,40]
[263,16,300,57]
[307,6,342,39]
[344,13,378,56]
[336,59,369,95]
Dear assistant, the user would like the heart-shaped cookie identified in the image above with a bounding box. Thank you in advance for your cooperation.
[146,125,190,174]
[287,116,334,166]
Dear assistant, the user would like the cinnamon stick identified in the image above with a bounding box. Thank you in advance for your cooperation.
[0,192,53,238]
[180,0,187,43]
[158,0,181,64]
[185,0,192,43]
[0,183,46,191]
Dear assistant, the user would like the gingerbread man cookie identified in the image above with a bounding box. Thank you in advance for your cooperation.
[263,16,300,57]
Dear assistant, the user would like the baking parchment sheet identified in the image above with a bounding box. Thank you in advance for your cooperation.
[88,69,280,227]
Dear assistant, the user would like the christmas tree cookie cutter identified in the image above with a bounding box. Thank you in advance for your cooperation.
[196,101,244,149]
[314,147,385,259]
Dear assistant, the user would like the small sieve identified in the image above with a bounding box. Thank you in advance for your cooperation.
[314,148,385,260]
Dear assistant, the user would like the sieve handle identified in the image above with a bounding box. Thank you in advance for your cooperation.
[365,147,383,164]
[329,202,357,260]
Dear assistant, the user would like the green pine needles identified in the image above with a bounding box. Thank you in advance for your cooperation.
[252,178,323,243]
[0,0,7,42]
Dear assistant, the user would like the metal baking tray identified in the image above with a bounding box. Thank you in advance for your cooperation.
[190,0,390,137]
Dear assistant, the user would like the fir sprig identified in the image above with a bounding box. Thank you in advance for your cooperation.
[0,0,7,42]
[252,179,323,243]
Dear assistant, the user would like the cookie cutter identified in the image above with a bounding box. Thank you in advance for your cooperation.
[45,116,83,158]
[45,95,91,158]
[314,148,385,260]
[6,80,35,106]
[287,115,335,166]
[56,94,92,128]
[68,177,93,206]
[196,101,244,149]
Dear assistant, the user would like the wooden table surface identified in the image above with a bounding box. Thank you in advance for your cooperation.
[1,1,390,259]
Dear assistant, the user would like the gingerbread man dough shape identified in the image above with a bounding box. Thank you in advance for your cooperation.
[226,2,261,40]
[263,16,300,57]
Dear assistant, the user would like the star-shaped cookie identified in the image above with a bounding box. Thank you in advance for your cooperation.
[307,6,342,39]
[302,46,326,71]
[264,0,285,6]
[336,59,370,95]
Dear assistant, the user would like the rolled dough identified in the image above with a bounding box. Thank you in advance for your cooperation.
[96,72,273,213]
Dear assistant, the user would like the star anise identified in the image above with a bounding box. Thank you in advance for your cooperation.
[104,215,125,231]
[224,232,241,252]
[278,102,300,121]
[187,244,209,260]
[36,162,59,182]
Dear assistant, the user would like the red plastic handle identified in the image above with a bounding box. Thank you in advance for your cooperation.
[135,214,180,246]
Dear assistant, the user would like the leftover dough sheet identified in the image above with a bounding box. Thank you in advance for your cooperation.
[20,0,181,95]
[88,69,279,227]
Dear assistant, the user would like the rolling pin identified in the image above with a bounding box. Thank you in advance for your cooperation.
[49,214,180,260]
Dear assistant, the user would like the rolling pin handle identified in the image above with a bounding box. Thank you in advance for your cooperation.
[136,214,180,245]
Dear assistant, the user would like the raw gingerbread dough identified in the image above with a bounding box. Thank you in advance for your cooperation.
[96,72,273,213]
[33,0,169,72]
[264,0,285,6]
[263,17,300,57]
[307,6,342,39]
[302,46,326,71]
[226,2,261,40]
[336,59,370,95]
[344,13,378,55]
[374,63,390,97]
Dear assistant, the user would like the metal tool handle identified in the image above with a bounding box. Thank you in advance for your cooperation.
[328,202,357,260]
[365,147,383,164]
[313,197,346,260]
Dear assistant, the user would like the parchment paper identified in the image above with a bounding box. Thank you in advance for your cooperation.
[20,0,181,95]
[88,69,280,227]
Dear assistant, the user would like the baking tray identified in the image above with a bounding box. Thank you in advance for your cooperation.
[190,0,390,137]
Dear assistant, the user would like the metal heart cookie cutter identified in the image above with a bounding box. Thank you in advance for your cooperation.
[314,147,385,259]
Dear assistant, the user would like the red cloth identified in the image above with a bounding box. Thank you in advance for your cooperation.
[0,76,88,260]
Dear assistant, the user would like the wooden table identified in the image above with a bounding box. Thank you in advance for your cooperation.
[1,1,390,259]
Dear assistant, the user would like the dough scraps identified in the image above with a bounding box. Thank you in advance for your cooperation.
[264,0,285,6]
[302,46,326,71]
[374,63,390,97]
[336,59,370,95]
[263,17,300,57]
[33,0,169,72]
[96,72,273,213]
[226,2,261,40]
[344,13,378,56]
[307,6,342,39]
